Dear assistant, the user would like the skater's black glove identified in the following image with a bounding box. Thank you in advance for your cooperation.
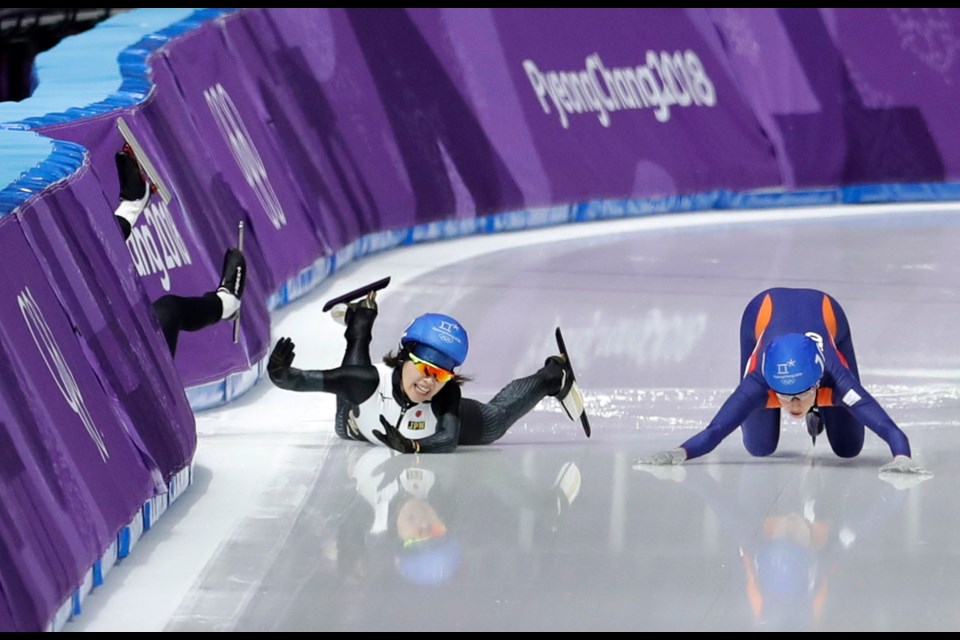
[374,415,420,454]
[268,337,296,381]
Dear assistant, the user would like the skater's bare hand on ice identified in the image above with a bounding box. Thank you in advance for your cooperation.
[878,455,933,490]
[633,448,687,467]
[879,454,931,476]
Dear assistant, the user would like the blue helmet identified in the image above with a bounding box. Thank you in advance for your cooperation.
[753,539,817,629]
[761,333,824,394]
[395,536,462,586]
[400,313,468,371]
[754,539,815,598]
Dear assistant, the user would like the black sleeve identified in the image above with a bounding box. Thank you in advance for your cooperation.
[269,364,379,406]
[413,384,462,453]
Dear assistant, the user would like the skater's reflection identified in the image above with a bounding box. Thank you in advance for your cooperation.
[338,447,582,586]
[638,462,907,630]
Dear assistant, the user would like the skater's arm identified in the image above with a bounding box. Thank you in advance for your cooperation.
[268,337,379,403]
[828,364,911,458]
[679,373,769,460]
[273,365,379,402]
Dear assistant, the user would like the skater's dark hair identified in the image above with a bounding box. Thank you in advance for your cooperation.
[383,348,472,385]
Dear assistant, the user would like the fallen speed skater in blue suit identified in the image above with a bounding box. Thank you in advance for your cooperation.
[634,287,932,481]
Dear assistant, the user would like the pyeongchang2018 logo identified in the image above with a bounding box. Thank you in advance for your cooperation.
[203,82,287,229]
[18,287,109,461]
[127,198,192,292]
[523,50,717,129]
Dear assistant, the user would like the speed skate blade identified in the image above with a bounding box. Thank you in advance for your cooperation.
[322,276,391,312]
[117,116,172,204]
[555,327,591,438]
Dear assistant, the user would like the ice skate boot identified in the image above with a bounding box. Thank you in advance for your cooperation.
[324,277,389,325]
[113,147,150,230]
[330,290,378,326]
[216,248,245,321]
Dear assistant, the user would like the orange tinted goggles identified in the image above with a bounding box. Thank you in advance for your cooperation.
[403,521,448,547]
[409,353,455,383]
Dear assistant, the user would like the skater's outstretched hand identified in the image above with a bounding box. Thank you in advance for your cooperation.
[879,454,932,476]
[878,455,933,490]
[374,415,420,454]
[633,448,687,467]
[268,337,296,381]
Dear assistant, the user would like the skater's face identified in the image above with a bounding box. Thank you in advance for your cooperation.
[396,498,446,543]
[776,385,817,418]
[402,357,452,402]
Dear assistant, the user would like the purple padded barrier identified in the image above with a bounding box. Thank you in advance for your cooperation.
[324,7,778,211]
[220,9,396,248]
[707,7,955,188]
[14,167,196,481]
[157,20,330,296]
[0,214,159,632]
[37,92,271,391]
[114,76,273,388]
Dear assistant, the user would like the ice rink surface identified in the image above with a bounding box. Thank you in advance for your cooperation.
[66,203,960,631]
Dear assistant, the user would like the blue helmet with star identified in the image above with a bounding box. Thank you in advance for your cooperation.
[400,313,468,371]
[761,333,825,394]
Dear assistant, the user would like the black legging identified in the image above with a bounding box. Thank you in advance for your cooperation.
[119,215,223,357]
[335,307,377,440]
[457,363,562,445]
[152,292,222,356]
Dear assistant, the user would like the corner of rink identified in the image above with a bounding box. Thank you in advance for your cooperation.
[45,464,194,632]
